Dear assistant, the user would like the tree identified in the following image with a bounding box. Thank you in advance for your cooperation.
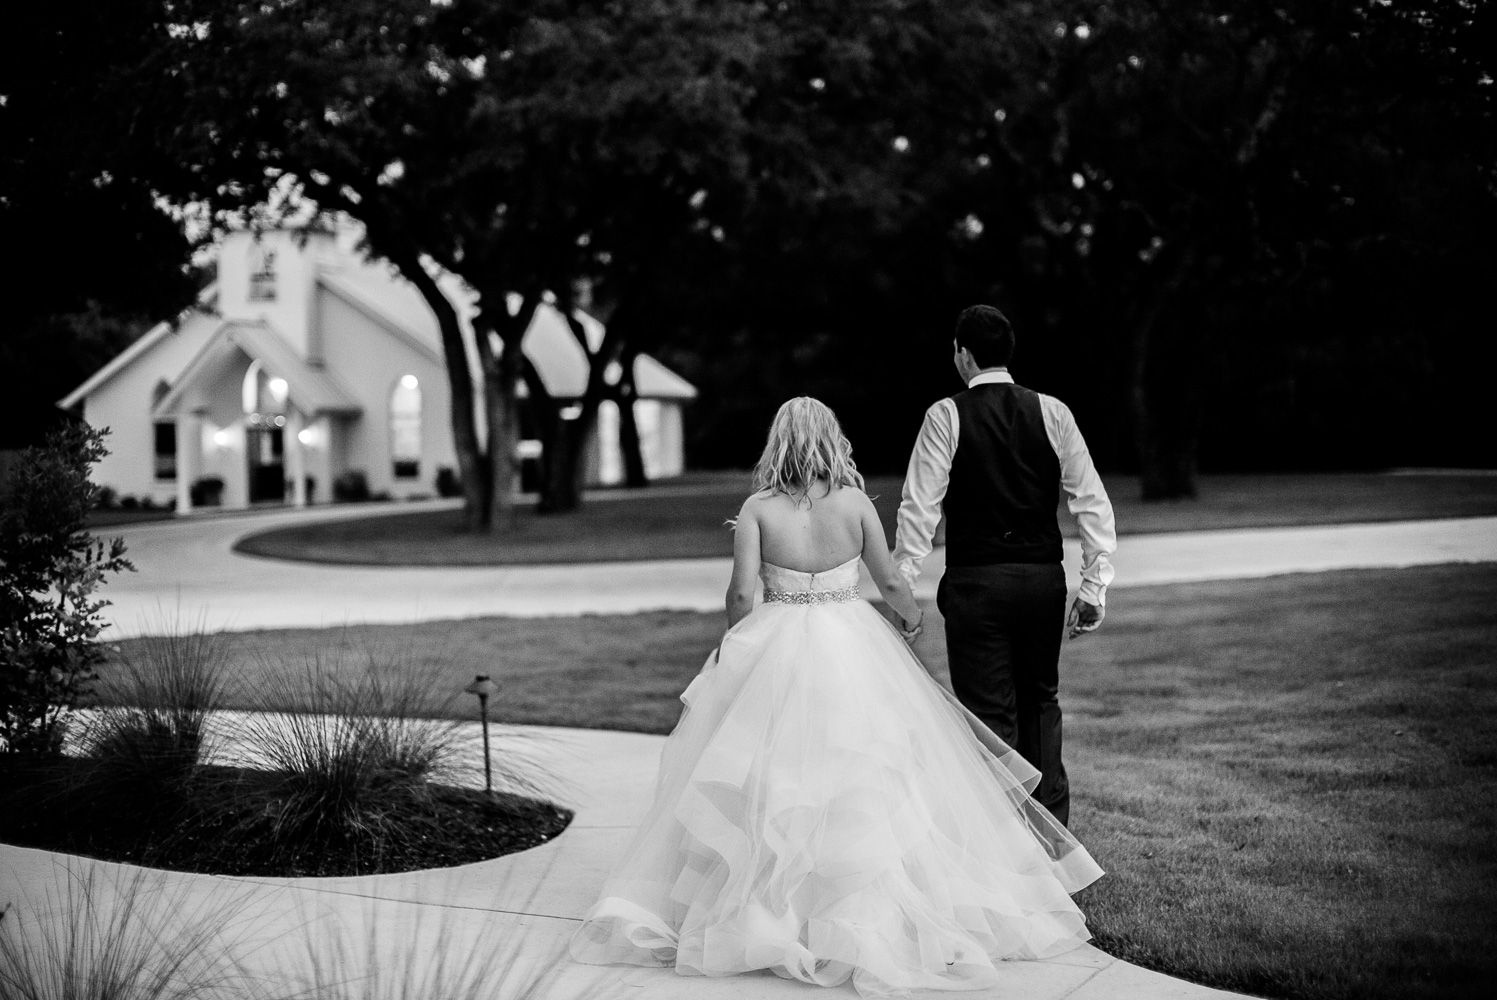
[654,0,1494,489]
[155,0,769,517]
[616,0,1032,473]
[153,0,494,525]
[953,0,1497,495]
[162,0,1035,510]
[0,2,201,448]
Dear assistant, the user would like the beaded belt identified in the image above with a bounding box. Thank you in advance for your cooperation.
[763,586,862,605]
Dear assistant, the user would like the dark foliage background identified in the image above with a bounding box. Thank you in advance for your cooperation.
[658,1,1496,484]
[2,0,1491,494]
[0,3,202,449]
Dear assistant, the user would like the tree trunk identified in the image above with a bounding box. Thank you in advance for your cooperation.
[470,332,505,532]
[390,252,487,526]
[488,336,523,524]
[520,357,583,513]
[616,351,648,488]
[478,294,538,527]
[531,302,628,512]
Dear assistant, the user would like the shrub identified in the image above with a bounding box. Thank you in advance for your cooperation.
[188,477,223,507]
[0,425,131,754]
[332,470,370,503]
[94,486,118,510]
[138,496,156,512]
[118,495,139,511]
[435,466,462,498]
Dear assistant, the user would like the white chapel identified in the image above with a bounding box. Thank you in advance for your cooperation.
[59,228,696,511]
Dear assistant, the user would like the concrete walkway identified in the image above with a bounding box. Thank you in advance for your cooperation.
[99,504,1497,638]
[1,720,1245,999]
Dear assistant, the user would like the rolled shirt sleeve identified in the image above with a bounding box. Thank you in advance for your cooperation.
[893,399,958,590]
[1040,395,1117,606]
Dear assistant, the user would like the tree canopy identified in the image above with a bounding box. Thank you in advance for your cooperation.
[0,2,201,448]
[660,0,1497,491]
[6,0,1491,496]
[156,0,777,518]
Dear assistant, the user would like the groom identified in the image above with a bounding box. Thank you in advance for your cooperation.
[894,305,1116,827]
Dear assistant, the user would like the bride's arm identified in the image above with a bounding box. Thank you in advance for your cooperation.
[725,498,761,629]
[859,494,923,630]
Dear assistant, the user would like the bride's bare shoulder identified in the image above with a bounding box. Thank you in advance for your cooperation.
[742,488,777,506]
[827,484,874,509]
[735,488,777,519]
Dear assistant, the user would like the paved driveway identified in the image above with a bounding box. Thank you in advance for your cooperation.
[98,503,1497,638]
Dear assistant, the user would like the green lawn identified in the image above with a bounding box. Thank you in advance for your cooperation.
[105,562,1497,998]
[231,471,1497,566]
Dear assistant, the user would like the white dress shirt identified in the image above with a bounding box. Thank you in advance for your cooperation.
[893,370,1117,606]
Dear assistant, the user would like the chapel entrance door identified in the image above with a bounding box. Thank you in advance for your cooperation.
[246,424,285,503]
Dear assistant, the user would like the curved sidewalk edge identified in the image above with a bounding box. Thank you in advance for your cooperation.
[0,723,1249,1000]
[99,515,1497,638]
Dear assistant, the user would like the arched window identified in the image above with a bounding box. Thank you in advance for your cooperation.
[242,360,288,419]
[242,359,264,414]
[390,375,422,479]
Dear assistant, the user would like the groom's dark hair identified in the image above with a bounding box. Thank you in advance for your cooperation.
[954,305,1015,369]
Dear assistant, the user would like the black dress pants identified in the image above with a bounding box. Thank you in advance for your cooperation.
[937,562,1071,827]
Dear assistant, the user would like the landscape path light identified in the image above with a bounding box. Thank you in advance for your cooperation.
[465,674,499,798]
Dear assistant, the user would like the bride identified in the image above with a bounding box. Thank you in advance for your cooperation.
[569,397,1104,997]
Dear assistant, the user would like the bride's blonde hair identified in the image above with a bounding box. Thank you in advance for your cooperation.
[752,396,865,501]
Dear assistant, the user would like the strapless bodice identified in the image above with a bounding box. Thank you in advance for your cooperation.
[759,555,862,604]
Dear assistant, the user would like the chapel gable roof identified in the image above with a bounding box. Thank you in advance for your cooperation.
[58,234,697,408]
[56,283,220,411]
[152,320,361,418]
[316,267,449,365]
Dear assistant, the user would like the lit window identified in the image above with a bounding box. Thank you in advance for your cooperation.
[390,376,421,478]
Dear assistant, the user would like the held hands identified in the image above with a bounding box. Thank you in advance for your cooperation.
[898,611,924,644]
[1066,598,1104,640]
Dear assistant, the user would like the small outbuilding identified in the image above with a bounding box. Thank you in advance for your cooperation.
[58,227,696,511]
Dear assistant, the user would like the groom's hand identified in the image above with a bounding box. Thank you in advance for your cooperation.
[1066,598,1104,640]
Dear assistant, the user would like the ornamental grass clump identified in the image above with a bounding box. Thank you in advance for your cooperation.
[219,646,474,868]
[78,619,231,790]
[284,898,622,1000]
[0,863,261,1000]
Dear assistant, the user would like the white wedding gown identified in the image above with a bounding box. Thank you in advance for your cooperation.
[569,556,1104,997]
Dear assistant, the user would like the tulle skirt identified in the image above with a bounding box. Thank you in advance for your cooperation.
[568,599,1104,998]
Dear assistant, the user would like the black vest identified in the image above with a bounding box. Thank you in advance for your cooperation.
[944,382,1063,566]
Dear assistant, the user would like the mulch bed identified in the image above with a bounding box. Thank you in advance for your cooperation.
[0,754,571,878]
